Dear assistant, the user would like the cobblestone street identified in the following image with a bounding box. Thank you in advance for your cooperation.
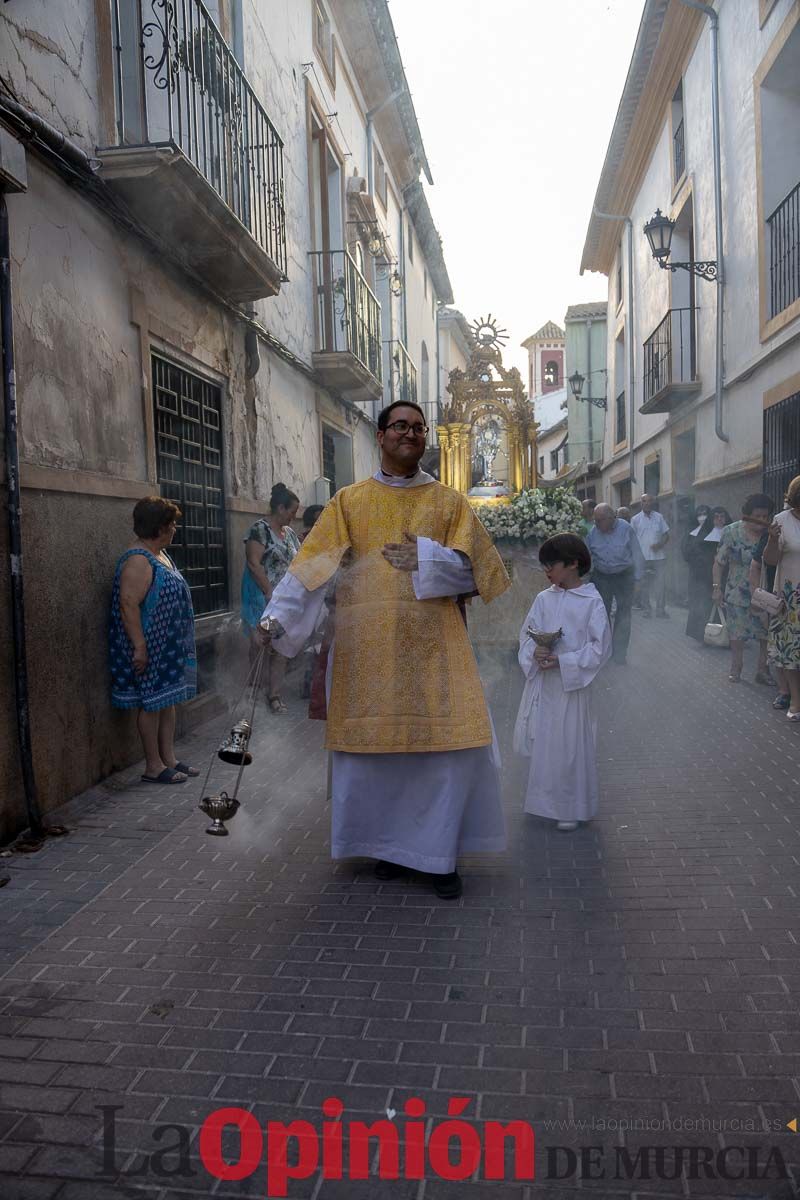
[1,610,800,1200]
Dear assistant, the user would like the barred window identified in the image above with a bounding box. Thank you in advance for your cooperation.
[763,390,800,511]
[152,354,229,616]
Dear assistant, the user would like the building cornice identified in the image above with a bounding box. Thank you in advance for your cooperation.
[565,302,609,323]
[331,0,433,187]
[403,181,454,303]
[581,0,704,276]
[439,307,473,359]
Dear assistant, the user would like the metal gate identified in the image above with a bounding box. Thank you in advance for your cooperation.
[152,355,229,616]
[763,391,800,512]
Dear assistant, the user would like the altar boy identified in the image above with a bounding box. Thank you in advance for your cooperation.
[514,534,612,830]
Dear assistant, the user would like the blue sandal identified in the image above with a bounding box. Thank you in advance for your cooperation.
[174,761,200,777]
[141,767,188,784]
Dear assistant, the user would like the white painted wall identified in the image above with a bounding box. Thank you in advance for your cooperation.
[596,0,800,510]
[537,421,568,482]
[0,0,456,508]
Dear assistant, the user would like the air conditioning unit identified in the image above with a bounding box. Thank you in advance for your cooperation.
[314,477,331,505]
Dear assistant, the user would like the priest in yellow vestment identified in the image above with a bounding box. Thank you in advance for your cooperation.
[260,402,510,898]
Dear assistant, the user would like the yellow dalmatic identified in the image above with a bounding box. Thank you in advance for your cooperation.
[290,478,510,754]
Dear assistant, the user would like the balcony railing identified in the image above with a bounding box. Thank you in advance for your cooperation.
[673,118,685,182]
[107,0,287,289]
[393,340,418,406]
[767,181,800,320]
[643,307,697,410]
[615,390,626,445]
[310,250,382,396]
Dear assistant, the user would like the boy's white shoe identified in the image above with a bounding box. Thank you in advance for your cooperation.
[556,821,579,832]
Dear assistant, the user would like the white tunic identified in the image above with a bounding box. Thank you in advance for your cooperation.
[514,584,611,822]
[263,469,506,874]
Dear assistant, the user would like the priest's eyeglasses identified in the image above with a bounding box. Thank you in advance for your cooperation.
[385,419,429,436]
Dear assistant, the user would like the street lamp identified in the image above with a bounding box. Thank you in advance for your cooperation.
[568,370,585,399]
[568,369,607,410]
[390,269,403,296]
[346,220,386,259]
[643,208,718,281]
[367,228,385,258]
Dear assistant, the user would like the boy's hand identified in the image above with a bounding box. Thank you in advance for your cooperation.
[534,646,558,669]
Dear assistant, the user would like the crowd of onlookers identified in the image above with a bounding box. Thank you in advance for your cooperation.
[106,472,800,788]
[579,477,800,720]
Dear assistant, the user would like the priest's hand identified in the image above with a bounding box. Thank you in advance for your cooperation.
[382,532,419,572]
[256,616,284,646]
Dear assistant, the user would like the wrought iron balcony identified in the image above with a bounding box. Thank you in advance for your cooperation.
[99,0,287,301]
[673,118,685,182]
[641,307,699,414]
[393,339,418,406]
[768,180,800,320]
[310,249,383,403]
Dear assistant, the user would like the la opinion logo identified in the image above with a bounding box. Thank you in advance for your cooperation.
[98,1098,535,1194]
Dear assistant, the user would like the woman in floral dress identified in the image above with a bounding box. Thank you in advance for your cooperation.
[712,494,773,684]
[765,476,800,721]
[241,482,300,712]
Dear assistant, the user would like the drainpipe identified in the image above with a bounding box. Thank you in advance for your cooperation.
[231,2,260,379]
[399,207,408,348]
[585,318,594,472]
[680,0,727,441]
[434,301,441,438]
[1,194,44,840]
[366,118,374,195]
[0,95,93,174]
[232,0,244,65]
[592,209,636,486]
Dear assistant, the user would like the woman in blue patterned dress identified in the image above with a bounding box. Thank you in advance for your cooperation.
[241,482,300,712]
[109,497,197,783]
[712,494,773,684]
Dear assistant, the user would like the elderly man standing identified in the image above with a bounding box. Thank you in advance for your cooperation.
[258,401,510,899]
[632,494,670,619]
[585,504,645,665]
[578,498,597,537]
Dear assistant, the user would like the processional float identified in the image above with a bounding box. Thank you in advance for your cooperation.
[437,316,539,502]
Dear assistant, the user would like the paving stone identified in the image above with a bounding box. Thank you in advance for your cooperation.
[0,618,797,1194]
[0,1179,63,1199]
[7,1113,99,1145]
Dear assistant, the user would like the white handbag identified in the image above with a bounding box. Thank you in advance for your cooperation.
[704,604,730,648]
[751,587,785,617]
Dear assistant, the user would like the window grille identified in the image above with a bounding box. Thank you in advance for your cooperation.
[322,427,337,495]
[763,391,800,511]
[615,391,626,445]
[152,354,229,616]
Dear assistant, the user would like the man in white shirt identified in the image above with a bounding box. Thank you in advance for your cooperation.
[632,494,670,619]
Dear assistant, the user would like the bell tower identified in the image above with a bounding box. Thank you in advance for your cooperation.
[521,321,566,400]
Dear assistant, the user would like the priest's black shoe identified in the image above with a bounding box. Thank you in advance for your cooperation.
[432,870,462,899]
[374,859,405,880]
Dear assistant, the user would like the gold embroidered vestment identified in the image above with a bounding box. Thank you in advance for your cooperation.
[289,479,510,754]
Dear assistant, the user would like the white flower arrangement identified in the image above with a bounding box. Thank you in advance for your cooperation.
[474,487,583,544]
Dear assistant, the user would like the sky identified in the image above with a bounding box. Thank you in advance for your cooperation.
[388,0,645,381]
